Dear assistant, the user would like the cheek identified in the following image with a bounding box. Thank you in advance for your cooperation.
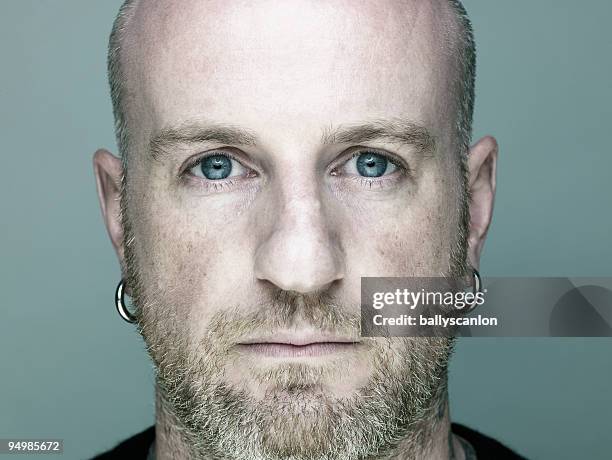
[129,190,254,329]
[340,173,458,277]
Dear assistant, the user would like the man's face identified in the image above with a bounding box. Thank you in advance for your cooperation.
[116,0,469,458]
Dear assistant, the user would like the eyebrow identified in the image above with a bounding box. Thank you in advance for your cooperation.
[321,119,436,156]
[148,118,436,161]
[149,123,258,161]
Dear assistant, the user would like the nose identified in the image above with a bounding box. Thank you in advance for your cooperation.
[254,184,345,294]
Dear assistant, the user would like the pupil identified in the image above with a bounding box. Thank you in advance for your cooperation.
[356,153,387,177]
[201,155,232,180]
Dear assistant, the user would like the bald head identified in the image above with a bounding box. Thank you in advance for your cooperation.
[108,0,475,168]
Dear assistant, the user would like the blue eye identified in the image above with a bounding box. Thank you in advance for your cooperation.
[347,151,397,178]
[190,153,247,180]
[201,155,231,179]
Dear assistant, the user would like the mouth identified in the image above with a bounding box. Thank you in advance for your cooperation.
[237,332,361,358]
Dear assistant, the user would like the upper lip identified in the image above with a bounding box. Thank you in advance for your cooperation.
[238,331,360,347]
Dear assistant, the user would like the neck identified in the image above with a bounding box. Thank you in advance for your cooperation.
[153,385,467,460]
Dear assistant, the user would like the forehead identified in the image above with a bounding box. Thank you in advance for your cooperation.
[123,0,458,144]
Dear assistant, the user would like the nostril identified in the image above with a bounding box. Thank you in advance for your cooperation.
[254,252,344,295]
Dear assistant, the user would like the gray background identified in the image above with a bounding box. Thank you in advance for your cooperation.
[0,1,610,459]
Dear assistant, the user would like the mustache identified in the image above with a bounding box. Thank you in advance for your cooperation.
[204,288,362,346]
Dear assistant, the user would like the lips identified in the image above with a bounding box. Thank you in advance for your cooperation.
[237,331,361,357]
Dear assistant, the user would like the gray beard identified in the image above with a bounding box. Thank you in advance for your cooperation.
[146,308,455,460]
[119,172,469,460]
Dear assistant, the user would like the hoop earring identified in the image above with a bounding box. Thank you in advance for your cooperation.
[463,268,483,313]
[115,279,137,323]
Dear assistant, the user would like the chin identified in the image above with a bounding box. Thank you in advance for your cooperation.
[226,348,372,401]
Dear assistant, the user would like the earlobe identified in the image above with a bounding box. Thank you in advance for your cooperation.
[93,149,126,267]
[466,136,498,269]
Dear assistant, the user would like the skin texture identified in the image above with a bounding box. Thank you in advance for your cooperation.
[94,0,498,458]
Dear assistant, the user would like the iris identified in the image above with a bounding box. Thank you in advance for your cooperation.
[201,155,232,180]
[356,152,389,177]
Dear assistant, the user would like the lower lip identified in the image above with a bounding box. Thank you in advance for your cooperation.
[237,342,358,357]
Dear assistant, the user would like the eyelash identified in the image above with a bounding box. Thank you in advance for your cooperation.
[181,149,408,193]
[336,149,408,184]
[181,151,252,192]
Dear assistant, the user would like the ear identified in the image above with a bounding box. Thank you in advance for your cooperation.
[466,136,498,270]
[93,149,126,271]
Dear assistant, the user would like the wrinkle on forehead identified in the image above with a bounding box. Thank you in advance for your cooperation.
[120,0,460,153]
